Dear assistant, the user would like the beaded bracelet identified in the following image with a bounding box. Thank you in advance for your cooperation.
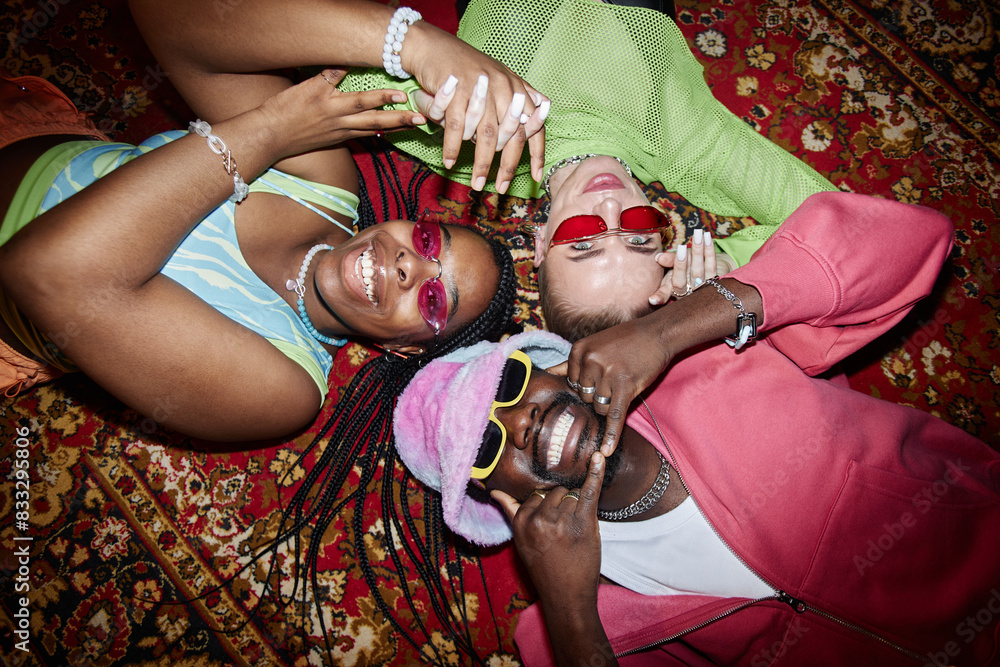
[700,277,758,350]
[382,7,422,79]
[188,119,249,204]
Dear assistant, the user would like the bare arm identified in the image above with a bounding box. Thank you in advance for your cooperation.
[128,0,546,189]
[0,78,416,441]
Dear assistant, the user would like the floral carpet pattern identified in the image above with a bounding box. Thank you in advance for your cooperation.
[1,1,998,666]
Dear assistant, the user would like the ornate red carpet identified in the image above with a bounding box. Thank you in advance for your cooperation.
[2,1,998,665]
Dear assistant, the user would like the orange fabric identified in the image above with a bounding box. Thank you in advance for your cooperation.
[0,335,61,397]
[0,75,109,151]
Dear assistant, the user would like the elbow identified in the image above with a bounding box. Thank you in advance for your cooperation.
[0,227,101,324]
[925,208,956,269]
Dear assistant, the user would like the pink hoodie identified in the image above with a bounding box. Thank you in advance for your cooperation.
[515,193,1000,666]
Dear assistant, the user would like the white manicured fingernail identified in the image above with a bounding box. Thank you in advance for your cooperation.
[649,294,663,306]
[694,228,704,245]
[529,91,542,105]
[476,74,488,98]
[705,231,712,243]
[444,157,455,169]
[538,99,551,123]
[441,75,458,95]
[508,92,526,119]
[473,176,486,190]
[498,180,510,194]
[677,244,687,261]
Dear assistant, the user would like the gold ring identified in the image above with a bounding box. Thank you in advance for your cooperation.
[672,284,694,298]
[564,491,580,501]
[531,489,547,500]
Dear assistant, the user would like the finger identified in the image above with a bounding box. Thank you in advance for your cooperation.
[426,74,459,122]
[330,87,412,115]
[546,361,568,376]
[592,382,613,416]
[690,229,705,287]
[440,74,486,171]
[522,97,549,182]
[655,251,675,270]
[528,122,546,183]
[649,258,676,306]
[600,396,628,456]
[576,452,605,516]
[495,123,527,194]
[494,92,526,153]
[491,488,524,521]
[671,243,689,297]
[704,230,718,279]
[463,74,489,141]
[319,68,348,86]
[357,108,427,133]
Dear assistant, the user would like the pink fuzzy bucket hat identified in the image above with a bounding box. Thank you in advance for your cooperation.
[393,330,571,546]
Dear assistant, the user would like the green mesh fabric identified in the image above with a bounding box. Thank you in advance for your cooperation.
[340,0,836,266]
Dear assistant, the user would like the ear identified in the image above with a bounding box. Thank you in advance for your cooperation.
[382,342,426,357]
[533,228,548,268]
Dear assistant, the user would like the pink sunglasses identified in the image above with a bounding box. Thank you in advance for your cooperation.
[412,217,448,336]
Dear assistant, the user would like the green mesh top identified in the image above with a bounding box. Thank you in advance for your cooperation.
[340,0,836,266]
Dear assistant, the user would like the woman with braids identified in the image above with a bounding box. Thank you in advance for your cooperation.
[0,0,547,440]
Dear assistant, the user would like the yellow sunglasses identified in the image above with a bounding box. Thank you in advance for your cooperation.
[471,350,532,480]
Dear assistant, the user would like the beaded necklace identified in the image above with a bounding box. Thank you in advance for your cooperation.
[286,243,347,348]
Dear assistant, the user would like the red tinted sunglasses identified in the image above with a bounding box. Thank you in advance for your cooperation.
[549,206,669,248]
[412,217,448,336]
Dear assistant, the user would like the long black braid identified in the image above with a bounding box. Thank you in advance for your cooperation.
[261,146,520,664]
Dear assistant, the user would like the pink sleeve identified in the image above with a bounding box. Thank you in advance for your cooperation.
[727,191,954,375]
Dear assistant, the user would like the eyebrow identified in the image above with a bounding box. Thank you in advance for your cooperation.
[441,225,460,319]
[567,244,660,262]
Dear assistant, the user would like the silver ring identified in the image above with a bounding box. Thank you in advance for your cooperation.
[594,395,611,405]
[579,385,596,395]
[694,277,704,287]
[566,378,581,391]
[321,73,334,85]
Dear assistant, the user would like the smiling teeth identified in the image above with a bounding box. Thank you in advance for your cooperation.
[547,412,574,468]
[360,248,376,303]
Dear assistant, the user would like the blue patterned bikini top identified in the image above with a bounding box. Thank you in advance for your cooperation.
[39,130,360,401]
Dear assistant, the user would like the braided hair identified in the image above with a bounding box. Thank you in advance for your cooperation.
[248,148,521,664]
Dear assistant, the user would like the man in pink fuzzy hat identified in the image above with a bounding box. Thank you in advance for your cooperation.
[393,192,1000,667]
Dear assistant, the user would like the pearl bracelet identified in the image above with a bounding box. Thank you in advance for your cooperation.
[382,7,422,79]
[188,119,249,203]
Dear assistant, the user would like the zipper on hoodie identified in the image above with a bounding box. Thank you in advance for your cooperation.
[617,401,925,663]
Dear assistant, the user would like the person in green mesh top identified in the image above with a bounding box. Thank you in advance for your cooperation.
[341,0,838,341]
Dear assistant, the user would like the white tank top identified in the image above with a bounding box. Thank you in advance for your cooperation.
[599,497,774,599]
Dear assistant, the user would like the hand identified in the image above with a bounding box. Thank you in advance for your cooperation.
[403,22,549,191]
[492,452,605,605]
[259,69,427,158]
[649,228,719,306]
[552,316,676,455]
